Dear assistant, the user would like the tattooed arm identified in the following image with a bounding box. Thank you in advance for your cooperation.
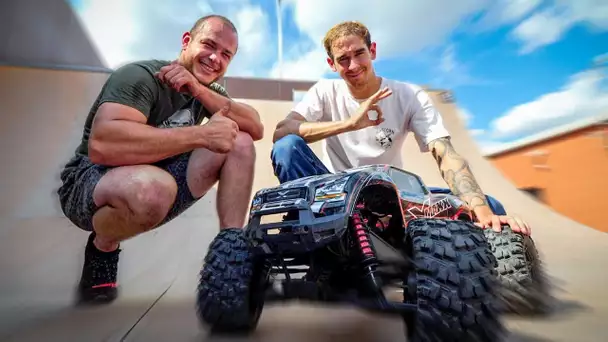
[428,137,531,235]
[428,137,490,210]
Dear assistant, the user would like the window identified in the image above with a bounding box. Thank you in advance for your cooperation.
[520,187,545,202]
[389,168,427,196]
[524,149,550,169]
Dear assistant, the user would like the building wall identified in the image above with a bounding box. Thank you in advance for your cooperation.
[488,125,608,232]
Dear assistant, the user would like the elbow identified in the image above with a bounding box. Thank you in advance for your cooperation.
[251,121,264,141]
[88,127,117,166]
[272,122,287,143]
[88,137,109,165]
[272,119,297,143]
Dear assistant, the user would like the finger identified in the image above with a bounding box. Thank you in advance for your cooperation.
[374,105,384,119]
[516,217,530,235]
[158,64,178,77]
[491,215,501,232]
[507,217,521,233]
[371,106,384,125]
[377,89,393,101]
[371,87,389,101]
[166,68,185,84]
[169,75,185,90]
[215,105,231,116]
[524,220,531,236]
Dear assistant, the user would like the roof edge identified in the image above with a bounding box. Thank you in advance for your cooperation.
[484,113,608,157]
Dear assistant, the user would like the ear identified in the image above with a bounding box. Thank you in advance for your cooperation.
[326,57,337,72]
[369,42,377,60]
[182,32,192,50]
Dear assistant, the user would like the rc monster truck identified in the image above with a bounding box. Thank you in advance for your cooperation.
[196,164,546,341]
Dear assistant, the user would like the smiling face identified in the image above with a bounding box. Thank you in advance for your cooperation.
[323,22,377,90]
[179,16,238,85]
[327,35,377,88]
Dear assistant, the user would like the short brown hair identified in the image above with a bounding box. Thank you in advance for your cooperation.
[323,21,372,59]
[190,14,238,37]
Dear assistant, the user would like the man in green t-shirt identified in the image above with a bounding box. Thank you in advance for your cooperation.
[57,15,264,304]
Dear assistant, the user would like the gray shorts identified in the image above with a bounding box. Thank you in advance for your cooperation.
[57,153,198,231]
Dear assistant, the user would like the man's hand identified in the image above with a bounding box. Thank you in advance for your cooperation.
[156,61,203,97]
[347,87,393,130]
[201,106,239,154]
[428,137,532,236]
[473,206,532,235]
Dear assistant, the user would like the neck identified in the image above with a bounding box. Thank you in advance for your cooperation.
[347,73,382,100]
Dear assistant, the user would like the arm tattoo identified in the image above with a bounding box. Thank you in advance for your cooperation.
[429,137,489,210]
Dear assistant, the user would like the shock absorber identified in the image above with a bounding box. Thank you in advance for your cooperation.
[351,210,383,296]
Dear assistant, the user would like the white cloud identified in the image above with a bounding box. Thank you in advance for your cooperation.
[490,66,608,138]
[432,44,498,88]
[470,128,486,137]
[76,0,138,67]
[74,0,274,77]
[511,8,575,54]
[458,107,473,126]
[511,0,608,54]
[276,0,489,80]
[72,0,608,82]
[455,107,507,153]
[473,0,542,30]
[500,0,544,23]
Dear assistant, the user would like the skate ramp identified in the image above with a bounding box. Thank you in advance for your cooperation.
[1,65,607,342]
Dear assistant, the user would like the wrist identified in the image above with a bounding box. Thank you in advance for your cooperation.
[342,118,356,132]
[472,204,492,216]
[193,125,211,149]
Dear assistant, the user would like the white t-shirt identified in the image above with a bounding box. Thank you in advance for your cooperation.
[292,77,450,173]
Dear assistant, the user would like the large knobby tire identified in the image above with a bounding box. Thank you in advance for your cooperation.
[402,218,506,342]
[196,228,267,334]
[484,226,551,315]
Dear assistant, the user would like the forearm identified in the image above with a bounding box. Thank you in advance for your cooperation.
[89,120,209,166]
[430,138,490,211]
[196,86,264,140]
[439,156,489,210]
[274,119,353,143]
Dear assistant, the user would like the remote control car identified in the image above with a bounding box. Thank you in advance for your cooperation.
[196,164,545,340]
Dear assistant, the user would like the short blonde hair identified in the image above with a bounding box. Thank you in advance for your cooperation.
[323,21,372,59]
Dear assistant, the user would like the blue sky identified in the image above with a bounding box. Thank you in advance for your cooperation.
[69,0,607,153]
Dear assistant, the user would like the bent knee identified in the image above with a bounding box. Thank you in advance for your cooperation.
[271,134,305,160]
[131,178,177,222]
[97,167,178,226]
[230,131,256,159]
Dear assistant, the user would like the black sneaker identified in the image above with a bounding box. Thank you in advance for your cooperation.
[76,232,120,304]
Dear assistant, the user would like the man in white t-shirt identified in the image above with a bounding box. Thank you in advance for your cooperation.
[270,21,531,236]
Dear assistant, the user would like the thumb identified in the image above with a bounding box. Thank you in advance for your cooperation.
[215,105,230,116]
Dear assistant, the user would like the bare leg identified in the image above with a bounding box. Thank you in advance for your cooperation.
[91,165,178,251]
[217,133,255,228]
[187,132,256,229]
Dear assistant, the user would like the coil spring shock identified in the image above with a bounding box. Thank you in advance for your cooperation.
[352,210,383,295]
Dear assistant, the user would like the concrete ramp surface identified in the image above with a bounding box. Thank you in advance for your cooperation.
[1,66,607,342]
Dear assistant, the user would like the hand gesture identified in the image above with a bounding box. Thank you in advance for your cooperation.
[202,106,239,154]
[156,61,202,97]
[348,87,393,130]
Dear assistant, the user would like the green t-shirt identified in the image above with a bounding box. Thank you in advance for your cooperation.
[68,59,229,166]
